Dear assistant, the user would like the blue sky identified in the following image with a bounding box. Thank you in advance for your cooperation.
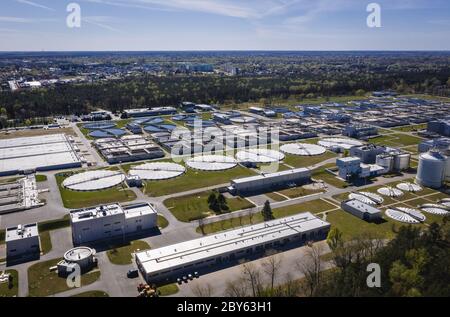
[0,0,449,51]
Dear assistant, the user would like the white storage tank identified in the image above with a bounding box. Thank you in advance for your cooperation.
[376,154,394,172]
[394,153,411,171]
[416,151,446,189]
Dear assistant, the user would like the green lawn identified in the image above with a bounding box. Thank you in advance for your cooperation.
[164,191,255,222]
[264,192,287,202]
[325,209,398,241]
[368,133,423,147]
[391,124,427,132]
[28,258,101,297]
[55,173,137,209]
[106,240,150,265]
[197,199,336,234]
[40,231,52,255]
[276,186,324,199]
[283,151,337,169]
[144,166,256,197]
[35,175,48,182]
[0,270,18,297]
[158,283,179,296]
[312,164,348,189]
[158,215,169,229]
[71,290,109,297]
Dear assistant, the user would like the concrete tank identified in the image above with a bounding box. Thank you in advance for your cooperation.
[64,247,96,270]
[376,154,394,172]
[394,153,411,171]
[416,151,446,189]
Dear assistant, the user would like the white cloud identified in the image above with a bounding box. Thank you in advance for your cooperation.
[15,0,55,11]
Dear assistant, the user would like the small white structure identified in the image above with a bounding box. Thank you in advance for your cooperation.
[63,170,126,191]
[5,223,40,260]
[341,199,382,221]
[186,155,237,171]
[385,208,425,224]
[57,247,96,276]
[280,143,326,156]
[129,162,186,180]
[396,182,422,192]
[420,204,449,215]
[377,187,404,198]
[136,213,330,284]
[70,202,158,245]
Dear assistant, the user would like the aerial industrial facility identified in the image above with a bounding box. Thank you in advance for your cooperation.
[136,213,330,284]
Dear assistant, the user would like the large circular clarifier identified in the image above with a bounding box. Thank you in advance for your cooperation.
[280,143,326,156]
[186,155,237,171]
[129,162,186,180]
[63,170,126,191]
[236,149,285,163]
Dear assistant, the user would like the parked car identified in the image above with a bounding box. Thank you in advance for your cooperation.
[188,274,194,280]
[182,276,188,283]
[177,278,183,285]
[127,269,139,278]
[194,272,200,279]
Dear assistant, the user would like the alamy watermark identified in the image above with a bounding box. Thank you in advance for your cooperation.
[367,263,381,288]
[367,3,382,28]
[66,3,81,28]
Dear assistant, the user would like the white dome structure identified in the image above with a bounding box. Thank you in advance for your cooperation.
[280,143,326,156]
[236,149,285,163]
[396,207,426,222]
[63,170,125,191]
[396,182,422,192]
[358,192,384,204]
[318,138,363,150]
[385,209,420,224]
[377,187,404,198]
[186,155,237,171]
[348,193,377,205]
[129,162,186,180]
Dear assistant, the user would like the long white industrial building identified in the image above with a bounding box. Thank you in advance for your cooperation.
[0,134,82,176]
[135,212,330,284]
[70,202,158,245]
[230,168,311,194]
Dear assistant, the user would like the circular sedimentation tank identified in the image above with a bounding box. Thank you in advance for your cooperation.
[133,117,164,126]
[377,187,404,197]
[348,193,377,205]
[230,116,257,124]
[186,155,237,171]
[129,162,186,180]
[63,170,126,191]
[83,121,116,130]
[280,143,326,156]
[318,138,363,150]
[385,208,423,224]
[236,149,285,163]
[358,192,384,204]
[396,182,422,192]
[88,128,127,138]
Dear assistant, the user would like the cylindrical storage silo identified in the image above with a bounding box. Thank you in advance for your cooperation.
[63,247,96,272]
[394,153,411,171]
[416,151,446,189]
[376,154,394,172]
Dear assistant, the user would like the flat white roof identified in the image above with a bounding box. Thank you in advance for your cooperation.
[136,212,330,275]
[0,134,81,174]
[343,199,381,215]
[232,168,310,185]
[6,223,39,242]
[70,202,156,223]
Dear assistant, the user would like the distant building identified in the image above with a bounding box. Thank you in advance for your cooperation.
[350,144,386,164]
[70,202,158,245]
[126,123,143,134]
[427,120,450,137]
[336,157,362,179]
[418,138,450,153]
[343,124,378,139]
[6,223,40,261]
[122,107,177,118]
[341,200,382,222]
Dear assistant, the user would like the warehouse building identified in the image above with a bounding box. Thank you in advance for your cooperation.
[341,199,382,222]
[418,138,450,153]
[427,120,450,137]
[343,124,378,139]
[230,168,311,195]
[94,135,164,164]
[350,144,386,164]
[70,202,158,245]
[122,107,178,118]
[0,134,82,176]
[136,213,330,284]
[6,223,40,261]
